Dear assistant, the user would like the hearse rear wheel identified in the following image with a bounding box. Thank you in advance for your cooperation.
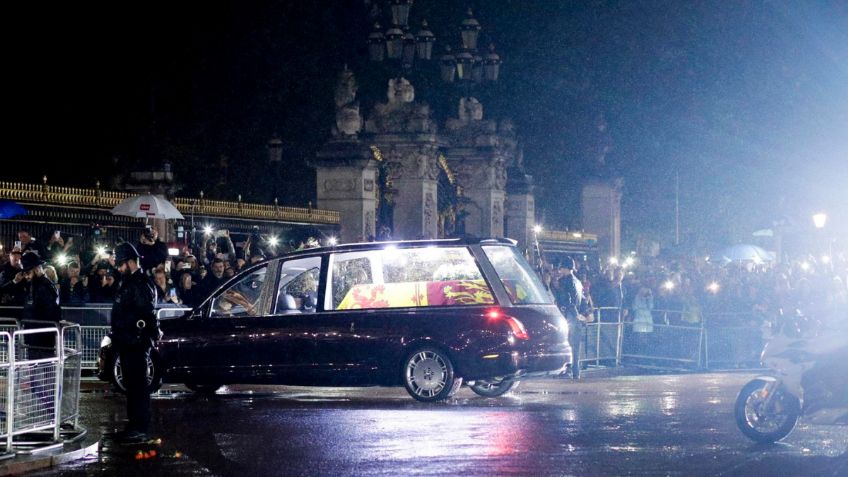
[402,346,462,402]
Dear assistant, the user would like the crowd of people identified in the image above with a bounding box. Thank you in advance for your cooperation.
[0,227,323,311]
[540,251,848,330]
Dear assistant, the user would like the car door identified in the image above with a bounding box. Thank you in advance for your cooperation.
[176,263,276,382]
[244,255,325,384]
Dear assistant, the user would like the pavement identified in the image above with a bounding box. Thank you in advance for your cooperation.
[0,366,632,475]
[7,366,846,476]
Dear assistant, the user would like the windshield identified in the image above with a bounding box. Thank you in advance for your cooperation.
[482,245,553,305]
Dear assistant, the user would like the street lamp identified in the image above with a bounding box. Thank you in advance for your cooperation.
[401,27,417,68]
[483,44,501,81]
[390,0,413,27]
[385,24,404,60]
[368,23,386,61]
[460,9,481,50]
[440,46,457,82]
[415,20,435,60]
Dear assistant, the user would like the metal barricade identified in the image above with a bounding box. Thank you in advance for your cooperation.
[620,323,704,369]
[0,332,11,459]
[79,326,109,370]
[704,325,764,369]
[8,327,63,454]
[60,324,82,429]
[582,322,622,367]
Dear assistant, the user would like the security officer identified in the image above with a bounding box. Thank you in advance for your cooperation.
[20,251,62,357]
[110,242,159,443]
[552,256,592,379]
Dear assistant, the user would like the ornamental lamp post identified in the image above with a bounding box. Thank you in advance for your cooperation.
[472,52,484,83]
[415,20,435,60]
[385,24,404,60]
[440,46,456,82]
[483,44,501,81]
[454,50,474,81]
[401,27,417,68]
[390,0,413,27]
[267,137,283,163]
[460,9,481,50]
[368,23,386,61]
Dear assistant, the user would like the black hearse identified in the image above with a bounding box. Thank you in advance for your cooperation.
[100,238,572,402]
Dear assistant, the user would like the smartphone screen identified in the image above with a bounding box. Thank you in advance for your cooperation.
[14,241,21,249]
[170,288,177,297]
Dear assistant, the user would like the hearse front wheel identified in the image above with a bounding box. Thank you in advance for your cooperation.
[402,346,462,402]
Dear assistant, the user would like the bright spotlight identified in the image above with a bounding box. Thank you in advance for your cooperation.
[55,254,68,266]
[327,236,338,246]
[95,246,107,256]
[800,261,810,271]
[267,235,279,247]
[812,213,827,229]
[662,280,675,291]
[707,282,720,294]
[203,226,214,236]
[821,255,831,264]
[608,257,619,265]
[533,225,543,234]
[624,256,635,267]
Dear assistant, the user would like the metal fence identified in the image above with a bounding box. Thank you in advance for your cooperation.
[620,322,704,368]
[575,307,764,371]
[0,323,84,457]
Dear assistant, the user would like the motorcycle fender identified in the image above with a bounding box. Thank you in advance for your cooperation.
[753,375,779,383]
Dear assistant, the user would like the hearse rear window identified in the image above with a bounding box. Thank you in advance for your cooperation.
[328,246,494,310]
[482,245,553,305]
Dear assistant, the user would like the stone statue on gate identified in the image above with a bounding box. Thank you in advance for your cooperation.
[332,65,362,137]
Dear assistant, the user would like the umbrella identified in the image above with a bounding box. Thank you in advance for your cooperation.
[0,200,28,219]
[110,194,184,220]
[715,244,774,264]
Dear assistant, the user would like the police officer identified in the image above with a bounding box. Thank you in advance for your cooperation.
[552,256,592,379]
[20,251,62,357]
[110,242,159,443]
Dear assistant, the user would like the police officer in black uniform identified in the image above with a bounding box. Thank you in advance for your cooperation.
[20,251,62,358]
[552,256,592,379]
[110,242,159,444]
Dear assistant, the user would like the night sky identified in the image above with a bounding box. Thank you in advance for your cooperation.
[7,1,847,250]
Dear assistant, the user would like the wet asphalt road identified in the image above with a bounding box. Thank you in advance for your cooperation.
[36,372,847,476]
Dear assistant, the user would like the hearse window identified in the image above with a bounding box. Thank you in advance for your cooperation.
[275,256,321,314]
[329,247,494,310]
[210,265,276,318]
[481,245,553,305]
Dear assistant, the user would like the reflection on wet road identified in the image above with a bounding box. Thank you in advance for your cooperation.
[37,373,847,476]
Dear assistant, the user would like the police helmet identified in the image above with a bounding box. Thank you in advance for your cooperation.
[114,242,142,265]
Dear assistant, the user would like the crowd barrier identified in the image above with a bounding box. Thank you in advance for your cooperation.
[578,307,763,370]
[0,322,84,457]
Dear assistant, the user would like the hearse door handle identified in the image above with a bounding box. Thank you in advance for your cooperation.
[234,324,248,330]
[349,322,355,333]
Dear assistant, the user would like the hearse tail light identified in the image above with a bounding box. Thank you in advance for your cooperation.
[487,308,529,340]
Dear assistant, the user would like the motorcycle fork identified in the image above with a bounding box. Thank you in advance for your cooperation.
[760,380,780,411]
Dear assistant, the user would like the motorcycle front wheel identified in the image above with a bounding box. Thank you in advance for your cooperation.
[735,378,800,443]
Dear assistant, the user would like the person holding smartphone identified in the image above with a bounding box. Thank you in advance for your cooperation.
[152,268,180,305]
